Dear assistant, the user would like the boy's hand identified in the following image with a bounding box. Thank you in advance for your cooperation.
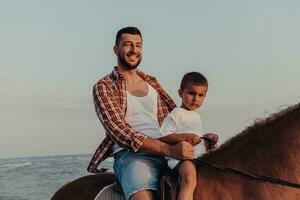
[183,133,201,146]
[202,133,219,151]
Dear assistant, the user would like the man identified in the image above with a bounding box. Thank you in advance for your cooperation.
[88,27,200,200]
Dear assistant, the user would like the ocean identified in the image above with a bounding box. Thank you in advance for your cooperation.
[0,154,114,200]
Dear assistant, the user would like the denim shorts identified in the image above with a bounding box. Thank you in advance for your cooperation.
[113,150,167,200]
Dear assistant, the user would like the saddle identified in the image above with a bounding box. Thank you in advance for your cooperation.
[94,172,178,200]
[160,170,179,200]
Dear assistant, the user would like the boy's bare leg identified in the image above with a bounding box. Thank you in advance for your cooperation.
[130,189,157,200]
[177,161,197,200]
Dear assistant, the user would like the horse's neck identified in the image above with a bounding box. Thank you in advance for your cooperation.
[195,106,300,200]
[208,109,300,178]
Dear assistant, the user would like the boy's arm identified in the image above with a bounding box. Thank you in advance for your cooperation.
[159,133,201,146]
[159,113,201,146]
[141,137,195,160]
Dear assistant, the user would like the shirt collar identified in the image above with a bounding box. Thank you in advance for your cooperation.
[110,66,122,82]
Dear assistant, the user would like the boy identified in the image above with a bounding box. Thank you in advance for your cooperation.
[160,72,217,200]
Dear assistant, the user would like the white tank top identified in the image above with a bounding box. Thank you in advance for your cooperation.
[112,83,161,153]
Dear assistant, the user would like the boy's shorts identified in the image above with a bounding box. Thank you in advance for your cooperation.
[113,150,167,200]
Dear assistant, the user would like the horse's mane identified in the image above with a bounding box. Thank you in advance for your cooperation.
[203,102,300,160]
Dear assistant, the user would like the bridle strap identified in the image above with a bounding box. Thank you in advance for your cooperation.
[195,158,300,189]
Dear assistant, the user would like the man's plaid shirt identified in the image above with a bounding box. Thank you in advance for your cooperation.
[87,67,176,173]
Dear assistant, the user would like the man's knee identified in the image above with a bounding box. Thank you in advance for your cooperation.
[126,159,156,184]
[114,152,165,200]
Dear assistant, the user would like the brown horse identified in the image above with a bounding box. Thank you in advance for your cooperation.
[51,102,300,200]
[195,102,300,199]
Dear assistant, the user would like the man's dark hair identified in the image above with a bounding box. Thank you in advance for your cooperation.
[115,27,142,46]
[180,72,208,90]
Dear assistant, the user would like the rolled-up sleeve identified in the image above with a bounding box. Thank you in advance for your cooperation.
[93,81,147,152]
[160,115,178,136]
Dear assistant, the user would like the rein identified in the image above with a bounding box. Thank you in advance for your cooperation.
[194,158,300,189]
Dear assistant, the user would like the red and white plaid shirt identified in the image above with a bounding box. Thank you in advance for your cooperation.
[87,67,176,173]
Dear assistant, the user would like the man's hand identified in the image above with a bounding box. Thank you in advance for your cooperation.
[168,141,195,160]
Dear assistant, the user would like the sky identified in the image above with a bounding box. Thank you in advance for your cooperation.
[0,0,299,158]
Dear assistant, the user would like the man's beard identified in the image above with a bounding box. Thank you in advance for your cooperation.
[118,53,141,70]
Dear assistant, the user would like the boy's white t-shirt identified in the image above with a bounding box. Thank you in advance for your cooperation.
[160,107,206,169]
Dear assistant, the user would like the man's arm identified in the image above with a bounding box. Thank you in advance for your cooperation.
[141,137,195,160]
[159,133,201,146]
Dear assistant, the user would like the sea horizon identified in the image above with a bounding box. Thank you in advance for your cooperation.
[0,154,114,200]
[0,153,93,160]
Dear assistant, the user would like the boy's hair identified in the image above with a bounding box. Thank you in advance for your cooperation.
[180,72,208,90]
[115,27,142,46]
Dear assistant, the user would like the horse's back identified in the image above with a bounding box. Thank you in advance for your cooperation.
[51,172,116,200]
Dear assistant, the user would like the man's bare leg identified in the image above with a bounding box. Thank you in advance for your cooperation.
[130,189,157,200]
